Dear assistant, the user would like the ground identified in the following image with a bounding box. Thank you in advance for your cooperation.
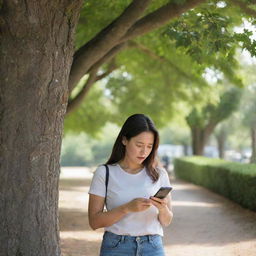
[59,167,256,256]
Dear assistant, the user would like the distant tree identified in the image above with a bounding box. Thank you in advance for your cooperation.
[214,116,238,159]
[241,89,256,163]
[250,122,256,163]
[215,124,229,158]
[186,88,241,155]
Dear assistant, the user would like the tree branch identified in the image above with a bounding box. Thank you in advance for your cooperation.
[95,59,117,81]
[87,43,127,75]
[230,0,256,17]
[66,68,98,115]
[68,0,208,109]
[120,0,206,42]
[67,44,126,114]
[68,0,151,92]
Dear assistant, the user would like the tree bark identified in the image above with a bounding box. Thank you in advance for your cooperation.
[250,126,256,163]
[191,128,205,155]
[0,1,83,255]
[67,68,99,115]
[191,125,214,156]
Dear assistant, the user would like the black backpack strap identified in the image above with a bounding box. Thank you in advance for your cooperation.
[103,164,109,207]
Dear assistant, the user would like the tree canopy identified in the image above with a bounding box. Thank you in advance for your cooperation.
[64,0,256,135]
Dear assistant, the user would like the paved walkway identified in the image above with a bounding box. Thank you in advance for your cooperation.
[59,167,256,256]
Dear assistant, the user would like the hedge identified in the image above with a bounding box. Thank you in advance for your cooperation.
[174,156,256,211]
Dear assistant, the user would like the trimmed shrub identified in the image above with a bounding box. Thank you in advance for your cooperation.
[174,156,256,211]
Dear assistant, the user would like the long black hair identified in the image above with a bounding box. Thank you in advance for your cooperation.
[106,114,160,182]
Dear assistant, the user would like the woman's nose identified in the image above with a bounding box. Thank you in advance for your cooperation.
[140,147,146,154]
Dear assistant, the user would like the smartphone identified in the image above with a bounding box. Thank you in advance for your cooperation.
[153,187,173,199]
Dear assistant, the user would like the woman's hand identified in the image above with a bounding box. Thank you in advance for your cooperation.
[150,195,173,226]
[124,198,152,213]
[149,196,168,211]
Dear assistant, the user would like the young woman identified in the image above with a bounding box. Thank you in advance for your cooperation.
[88,114,173,256]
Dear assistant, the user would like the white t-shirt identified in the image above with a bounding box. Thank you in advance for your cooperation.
[88,163,171,236]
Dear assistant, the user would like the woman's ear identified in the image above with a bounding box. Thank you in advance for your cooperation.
[122,136,127,146]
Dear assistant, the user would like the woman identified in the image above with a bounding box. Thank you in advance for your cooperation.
[88,114,173,256]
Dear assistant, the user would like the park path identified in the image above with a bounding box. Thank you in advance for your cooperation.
[59,167,256,256]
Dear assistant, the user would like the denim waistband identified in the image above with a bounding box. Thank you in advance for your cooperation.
[104,231,160,242]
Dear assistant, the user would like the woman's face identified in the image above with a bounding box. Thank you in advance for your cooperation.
[122,131,154,166]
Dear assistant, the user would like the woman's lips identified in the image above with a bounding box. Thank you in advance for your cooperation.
[137,157,145,160]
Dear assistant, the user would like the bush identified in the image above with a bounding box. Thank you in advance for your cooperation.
[174,156,256,211]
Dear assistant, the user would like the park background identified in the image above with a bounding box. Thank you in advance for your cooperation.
[59,2,256,254]
[1,0,256,256]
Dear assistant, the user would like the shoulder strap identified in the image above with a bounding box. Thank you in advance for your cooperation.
[103,164,109,207]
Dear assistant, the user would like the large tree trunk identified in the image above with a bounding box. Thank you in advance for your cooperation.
[250,126,256,163]
[0,1,82,255]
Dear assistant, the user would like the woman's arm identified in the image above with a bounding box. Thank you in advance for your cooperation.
[150,193,173,227]
[88,194,152,230]
[88,194,128,230]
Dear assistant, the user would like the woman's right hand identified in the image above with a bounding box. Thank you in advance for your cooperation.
[123,198,152,213]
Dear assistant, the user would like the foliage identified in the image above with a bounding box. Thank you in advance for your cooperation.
[186,88,242,128]
[75,0,132,49]
[159,122,190,145]
[166,3,256,85]
[64,82,111,136]
[66,0,256,136]
[61,133,94,166]
[239,64,256,127]
[61,123,120,166]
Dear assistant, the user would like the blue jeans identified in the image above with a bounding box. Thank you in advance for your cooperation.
[100,231,165,256]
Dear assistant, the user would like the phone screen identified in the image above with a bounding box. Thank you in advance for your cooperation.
[153,187,173,199]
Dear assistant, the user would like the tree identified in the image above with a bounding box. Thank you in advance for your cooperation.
[214,117,238,159]
[66,0,207,114]
[186,88,241,155]
[65,0,256,139]
[240,68,256,163]
[215,125,228,158]
[0,1,83,255]
[250,120,256,163]
[67,0,256,116]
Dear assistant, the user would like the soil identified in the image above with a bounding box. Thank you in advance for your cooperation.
[59,167,256,256]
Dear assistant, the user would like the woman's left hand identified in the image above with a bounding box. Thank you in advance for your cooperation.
[149,196,168,211]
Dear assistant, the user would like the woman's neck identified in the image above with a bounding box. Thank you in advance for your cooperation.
[118,159,143,174]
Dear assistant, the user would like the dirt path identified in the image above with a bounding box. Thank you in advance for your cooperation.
[59,167,256,256]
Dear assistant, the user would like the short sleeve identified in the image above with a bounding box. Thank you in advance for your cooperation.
[159,167,171,187]
[88,165,107,198]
